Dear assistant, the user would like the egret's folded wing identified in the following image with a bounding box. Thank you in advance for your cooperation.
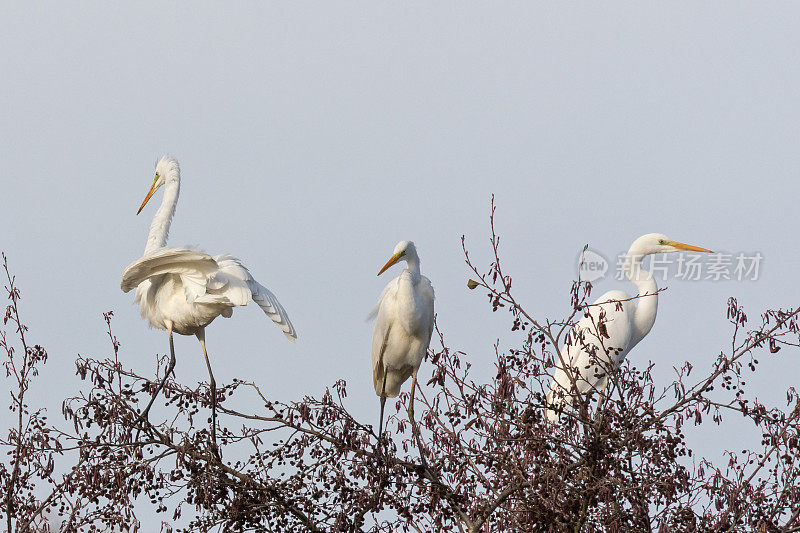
[370,286,398,393]
[248,279,297,343]
[419,276,436,345]
[419,276,435,304]
[121,248,219,293]
[366,277,399,322]
[365,303,381,322]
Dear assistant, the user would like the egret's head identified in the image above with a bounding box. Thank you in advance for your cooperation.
[137,156,179,214]
[377,240,418,276]
[632,233,713,256]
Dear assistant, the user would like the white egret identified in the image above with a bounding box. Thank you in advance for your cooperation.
[369,241,435,437]
[121,156,297,444]
[545,233,711,422]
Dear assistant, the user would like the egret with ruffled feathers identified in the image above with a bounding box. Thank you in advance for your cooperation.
[121,156,297,445]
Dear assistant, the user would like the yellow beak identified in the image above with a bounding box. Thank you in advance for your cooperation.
[671,241,713,253]
[377,252,402,276]
[137,180,158,215]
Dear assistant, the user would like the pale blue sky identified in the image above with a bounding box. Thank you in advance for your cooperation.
[2,2,800,527]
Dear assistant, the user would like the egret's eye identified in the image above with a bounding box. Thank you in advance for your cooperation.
[658,239,666,245]
[154,172,160,182]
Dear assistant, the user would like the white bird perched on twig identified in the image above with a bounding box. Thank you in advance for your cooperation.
[121,156,297,445]
[545,233,711,422]
[369,240,435,438]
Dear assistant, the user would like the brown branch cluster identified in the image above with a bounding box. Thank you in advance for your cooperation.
[2,202,799,532]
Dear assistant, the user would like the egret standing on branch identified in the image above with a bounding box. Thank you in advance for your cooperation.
[121,156,297,445]
[545,233,712,422]
[369,241,435,438]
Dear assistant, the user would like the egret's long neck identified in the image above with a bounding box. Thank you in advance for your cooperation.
[144,175,180,255]
[404,254,421,278]
[623,244,658,344]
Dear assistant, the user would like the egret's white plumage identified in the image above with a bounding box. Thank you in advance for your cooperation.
[370,241,434,435]
[122,248,296,340]
[121,156,296,441]
[545,233,711,422]
[121,157,296,341]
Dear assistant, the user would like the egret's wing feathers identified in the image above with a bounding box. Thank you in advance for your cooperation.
[420,276,435,303]
[371,289,396,393]
[419,276,436,345]
[182,273,211,303]
[121,248,218,293]
[249,280,297,342]
[124,249,296,341]
[366,277,399,322]
[370,277,402,394]
[205,255,252,306]
[207,255,297,342]
[365,306,379,322]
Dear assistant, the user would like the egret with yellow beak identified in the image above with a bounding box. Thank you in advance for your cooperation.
[369,240,435,438]
[121,156,297,447]
[546,233,712,422]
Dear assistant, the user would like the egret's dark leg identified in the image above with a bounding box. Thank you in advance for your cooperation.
[407,370,418,421]
[407,369,428,468]
[378,369,387,440]
[596,376,611,413]
[196,328,218,453]
[133,321,176,436]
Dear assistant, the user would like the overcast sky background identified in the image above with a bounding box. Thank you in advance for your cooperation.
[2,2,800,528]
